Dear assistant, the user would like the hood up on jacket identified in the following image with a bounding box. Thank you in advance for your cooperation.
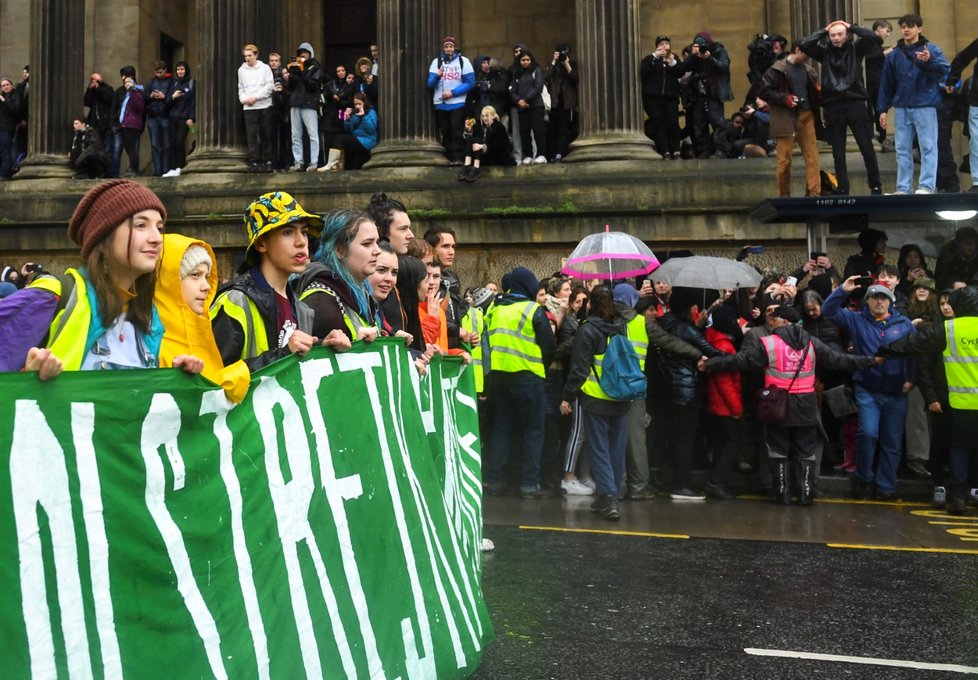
[297,42,315,59]
[949,285,978,317]
[156,233,250,402]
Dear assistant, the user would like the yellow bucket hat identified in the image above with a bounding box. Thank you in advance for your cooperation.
[243,191,323,254]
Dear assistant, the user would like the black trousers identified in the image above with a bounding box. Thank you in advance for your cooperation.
[547,106,576,159]
[435,107,466,161]
[651,400,701,491]
[169,119,190,169]
[120,128,141,174]
[823,98,881,193]
[688,96,725,156]
[518,106,547,159]
[765,423,818,462]
[707,415,745,485]
[937,96,961,193]
[243,108,272,165]
[643,95,681,155]
[330,132,371,170]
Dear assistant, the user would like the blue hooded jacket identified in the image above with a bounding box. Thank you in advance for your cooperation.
[877,34,949,110]
[822,285,916,394]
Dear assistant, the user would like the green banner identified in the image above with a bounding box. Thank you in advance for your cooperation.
[0,339,492,678]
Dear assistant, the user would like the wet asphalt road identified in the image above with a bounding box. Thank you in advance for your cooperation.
[473,494,978,679]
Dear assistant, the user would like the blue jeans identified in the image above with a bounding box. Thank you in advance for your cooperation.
[290,107,319,167]
[487,380,546,492]
[970,106,978,187]
[109,131,123,178]
[583,408,628,497]
[894,107,937,193]
[948,409,978,500]
[146,116,170,175]
[854,385,908,493]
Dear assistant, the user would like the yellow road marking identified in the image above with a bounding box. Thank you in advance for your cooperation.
[827,543,978,555]
[519,525,689,540]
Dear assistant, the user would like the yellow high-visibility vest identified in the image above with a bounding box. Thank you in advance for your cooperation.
[943,317,978,410]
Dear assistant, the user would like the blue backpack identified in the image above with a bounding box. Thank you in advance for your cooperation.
[596,333,647,401]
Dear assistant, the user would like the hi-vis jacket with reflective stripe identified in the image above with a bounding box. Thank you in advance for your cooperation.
[210,270,315,371]
[943,317,978,410]
[29,270,90,371]
[581,314,649,401]
[486,298,545,378]
[299,285,370,339]
[461,305,486,392]
[761,334,815,394]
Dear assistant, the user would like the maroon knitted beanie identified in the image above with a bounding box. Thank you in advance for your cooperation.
[67,179,168,258]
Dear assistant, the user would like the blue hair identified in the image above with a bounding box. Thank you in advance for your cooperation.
[313,208,374,320]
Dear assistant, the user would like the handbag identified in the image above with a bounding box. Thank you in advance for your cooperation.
[822,384,857,418]
[756,343,809,425]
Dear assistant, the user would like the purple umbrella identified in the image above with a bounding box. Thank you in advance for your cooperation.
[561,225,660,281]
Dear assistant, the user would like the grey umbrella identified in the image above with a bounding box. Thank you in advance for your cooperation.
[652,256,762,290]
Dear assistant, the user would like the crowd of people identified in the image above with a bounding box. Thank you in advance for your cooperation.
[4,179,978,529]
[2,20,976,192]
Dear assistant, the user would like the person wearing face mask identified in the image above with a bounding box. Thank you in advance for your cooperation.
[823,277,916,500]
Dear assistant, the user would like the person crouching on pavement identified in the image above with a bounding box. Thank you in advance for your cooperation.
[703,305,879,505]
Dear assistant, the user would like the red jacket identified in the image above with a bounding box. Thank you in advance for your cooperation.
[704,327,743,417]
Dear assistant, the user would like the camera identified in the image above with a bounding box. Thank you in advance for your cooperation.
[557,51,569,63]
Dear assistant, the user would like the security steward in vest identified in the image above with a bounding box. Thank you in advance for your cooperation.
[705,305,879,505]
[211,191,324,371]
[878,286,978,514]
[484,267,556,499]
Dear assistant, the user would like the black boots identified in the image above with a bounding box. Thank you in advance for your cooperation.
[792,459,815,506]
[769,459,791,505]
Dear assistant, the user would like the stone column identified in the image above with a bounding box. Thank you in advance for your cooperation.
[565,0,657,163]
[364,0,447,168]
[16,0,85,179]
[183,0,259,174]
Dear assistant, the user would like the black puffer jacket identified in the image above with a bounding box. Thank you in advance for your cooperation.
[649,313,722,407]
[84,81,115,133]
[640,53,682,99]
[800,26,881,103]
[287,44,324,110]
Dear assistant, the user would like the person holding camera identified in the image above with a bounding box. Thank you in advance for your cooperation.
[286,41,324,171]
[640,35,682,158]
[110,67,146,178]
[758,41,821,197]
[801,20,884,195]
[546,43,578,162]
[319,92,377,171]
[681,32,734,158]
[84,73,115,156]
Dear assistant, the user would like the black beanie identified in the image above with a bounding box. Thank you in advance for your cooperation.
[771,305,801,323]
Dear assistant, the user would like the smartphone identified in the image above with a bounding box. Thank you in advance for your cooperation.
[785,276,798,287]
[855,276,874,287]
[642,278,652,288]
[810,251,826,260]
[747,245,765,254]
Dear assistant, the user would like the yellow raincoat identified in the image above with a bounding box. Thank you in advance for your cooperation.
[156,233,250,403]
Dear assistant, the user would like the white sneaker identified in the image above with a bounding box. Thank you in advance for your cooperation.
[533,155,548,164]
[970,488,978,505]
[561,478,594,496]
[171,167,181,177]
[481,538,495,552]
[914,187,933,195]
[932,485,947,507]
[521,156,533,165]
[580,478,596,491]
[161,169,175,177]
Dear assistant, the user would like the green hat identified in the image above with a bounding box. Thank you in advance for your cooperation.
[243,191,323,255]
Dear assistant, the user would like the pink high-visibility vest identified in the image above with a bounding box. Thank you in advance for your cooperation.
[761,334,815,394]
